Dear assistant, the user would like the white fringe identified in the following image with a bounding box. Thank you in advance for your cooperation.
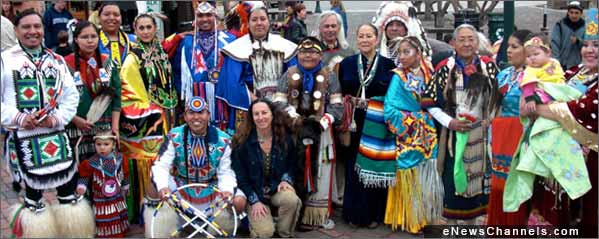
[355,164,396,188]
[250,48,284,98]
[28,161,74,175]
[417,159,444,224]
[86,94,112,124]
[21,160,77,190]
[180,46,193,102]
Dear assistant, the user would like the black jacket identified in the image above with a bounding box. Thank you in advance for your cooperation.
[284,17,307,44]
[231,130,297,205]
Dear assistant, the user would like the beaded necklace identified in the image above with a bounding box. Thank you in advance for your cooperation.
[138,39,178,109]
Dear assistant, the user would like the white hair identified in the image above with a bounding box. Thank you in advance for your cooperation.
[477,31,493,57]
[453,24,480,43]
[315,10,349,49]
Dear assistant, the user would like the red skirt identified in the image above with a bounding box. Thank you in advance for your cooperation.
[486,117,528,225]
[94,195,129,238]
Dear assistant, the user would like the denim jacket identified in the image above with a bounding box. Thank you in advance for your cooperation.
[232,130,297,205]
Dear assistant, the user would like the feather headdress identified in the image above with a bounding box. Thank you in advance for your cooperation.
[372,1,432,62]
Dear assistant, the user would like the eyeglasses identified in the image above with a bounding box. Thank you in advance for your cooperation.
[78,35,98,41]
[456,38,476,44]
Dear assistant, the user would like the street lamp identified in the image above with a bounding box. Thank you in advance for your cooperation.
[315,0,322,13]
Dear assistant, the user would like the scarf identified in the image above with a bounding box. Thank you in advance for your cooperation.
[455,56,481,87]
[23,45,43,62]
[196,31,216,57]
[77,54,102,97]
[297,61,324,93]
[563,16,585,31]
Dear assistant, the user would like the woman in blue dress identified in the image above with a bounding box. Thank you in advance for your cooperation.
[383,36,443,233]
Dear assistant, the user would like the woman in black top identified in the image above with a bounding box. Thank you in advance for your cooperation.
[231,99,302,238]
[337,23,396,228]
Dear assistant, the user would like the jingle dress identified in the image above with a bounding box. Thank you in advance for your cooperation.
[120,38,177,222]
[78,153,129,237]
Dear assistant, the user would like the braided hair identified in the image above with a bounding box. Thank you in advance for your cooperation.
[72,20,102,76]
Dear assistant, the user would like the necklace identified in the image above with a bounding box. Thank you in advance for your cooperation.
[409,65,421,75]
[357,53,380,99]
[258,135,271,144]
[98,153,121,197]
[138,39,177,109]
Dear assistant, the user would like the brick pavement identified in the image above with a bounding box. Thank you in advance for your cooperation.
[1,161,20,239]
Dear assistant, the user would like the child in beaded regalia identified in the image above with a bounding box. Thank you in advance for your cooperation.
[77,130,129,237]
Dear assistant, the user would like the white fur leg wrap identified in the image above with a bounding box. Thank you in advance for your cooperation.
[145,203,179,238]
[12,203,58,238]
[52,199,95,238]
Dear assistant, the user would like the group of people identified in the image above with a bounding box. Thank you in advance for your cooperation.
[1,1,597,238]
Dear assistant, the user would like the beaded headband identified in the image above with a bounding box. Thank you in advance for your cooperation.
[197,1,216,15]
[298,37,323,53]
[524,37,550,51]
[186,96,208,112]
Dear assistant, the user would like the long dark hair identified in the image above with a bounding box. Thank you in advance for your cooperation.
[98,1,120,34]
[511,29,533,46]
[232,98,289,150]
[98,1,119,15]
[133,13,156,29]
[72,20,103,74]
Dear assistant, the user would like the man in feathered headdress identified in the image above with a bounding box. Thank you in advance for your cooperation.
[166,1,237,127]
[372,1,433,65]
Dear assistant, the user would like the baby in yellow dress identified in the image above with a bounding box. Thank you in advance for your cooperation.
[520,34,566,114]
